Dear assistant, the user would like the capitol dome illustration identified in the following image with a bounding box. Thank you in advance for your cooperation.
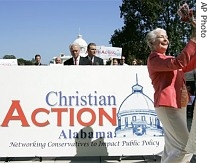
[115,74,163,137]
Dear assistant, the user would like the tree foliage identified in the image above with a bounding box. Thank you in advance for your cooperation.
[3,54,16,59]
[17,58,34,65]
[110,0,195,64]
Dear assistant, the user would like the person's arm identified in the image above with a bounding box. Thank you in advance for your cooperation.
[190,20,196,43]
[182,54,196,73]
[148,40,196,71]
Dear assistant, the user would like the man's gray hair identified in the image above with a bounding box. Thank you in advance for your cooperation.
[69,43,80,49]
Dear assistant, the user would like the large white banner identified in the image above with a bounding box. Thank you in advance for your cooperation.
[0,66,164,157]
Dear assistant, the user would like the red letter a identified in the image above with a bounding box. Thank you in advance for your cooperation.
[1,100,29,127]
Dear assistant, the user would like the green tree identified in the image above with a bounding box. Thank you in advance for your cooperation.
[3,54,16,59]
[17,58,34,65]
[17,58,25,65]
[110,0,195,64]
[24,60,34,65]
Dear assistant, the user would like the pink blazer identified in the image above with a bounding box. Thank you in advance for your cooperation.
[147,40,196,108]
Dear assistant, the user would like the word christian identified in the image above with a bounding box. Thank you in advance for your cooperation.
[1,91,117,127]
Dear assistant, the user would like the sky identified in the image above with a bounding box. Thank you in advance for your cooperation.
[0,0,124,64]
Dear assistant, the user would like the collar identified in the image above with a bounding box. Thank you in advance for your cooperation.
[74,56,80,61]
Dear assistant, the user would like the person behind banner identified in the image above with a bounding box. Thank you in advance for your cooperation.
[112,58,119,65]
[34,54,43,66]
[55,56,62,64]
[146,24,196,162]
[64,43,91,65]
[131,59,138,65]
[85,43,104,65]
[106,57,119,65]
[119,55,128,66]
[106,57,113,65]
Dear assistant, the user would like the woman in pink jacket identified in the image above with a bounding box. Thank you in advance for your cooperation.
[146,26,196,163]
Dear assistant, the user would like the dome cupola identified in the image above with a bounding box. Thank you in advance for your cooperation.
[72,34,87,56]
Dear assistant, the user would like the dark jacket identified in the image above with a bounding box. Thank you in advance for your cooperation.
[85,56,104,65]
[147,40,196,108]
[64,57,91,65]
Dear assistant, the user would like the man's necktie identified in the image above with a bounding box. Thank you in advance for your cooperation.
[75,59,78,65]
[90,57,93,65]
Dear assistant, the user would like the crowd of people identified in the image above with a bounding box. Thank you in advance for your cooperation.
[32,42,143,66]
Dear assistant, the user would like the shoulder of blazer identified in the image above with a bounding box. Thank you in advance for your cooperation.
[82,57,92,65]
[64,58,72,65]
[80,57,87,62]
[96,56,103,60]
[95,56,104,64]
[80,57,87,60]
[78,57,85,65]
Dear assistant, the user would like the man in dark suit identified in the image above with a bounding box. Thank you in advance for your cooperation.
[85,43,104,65]
[64,43,91,65]
[34,54,43,65]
